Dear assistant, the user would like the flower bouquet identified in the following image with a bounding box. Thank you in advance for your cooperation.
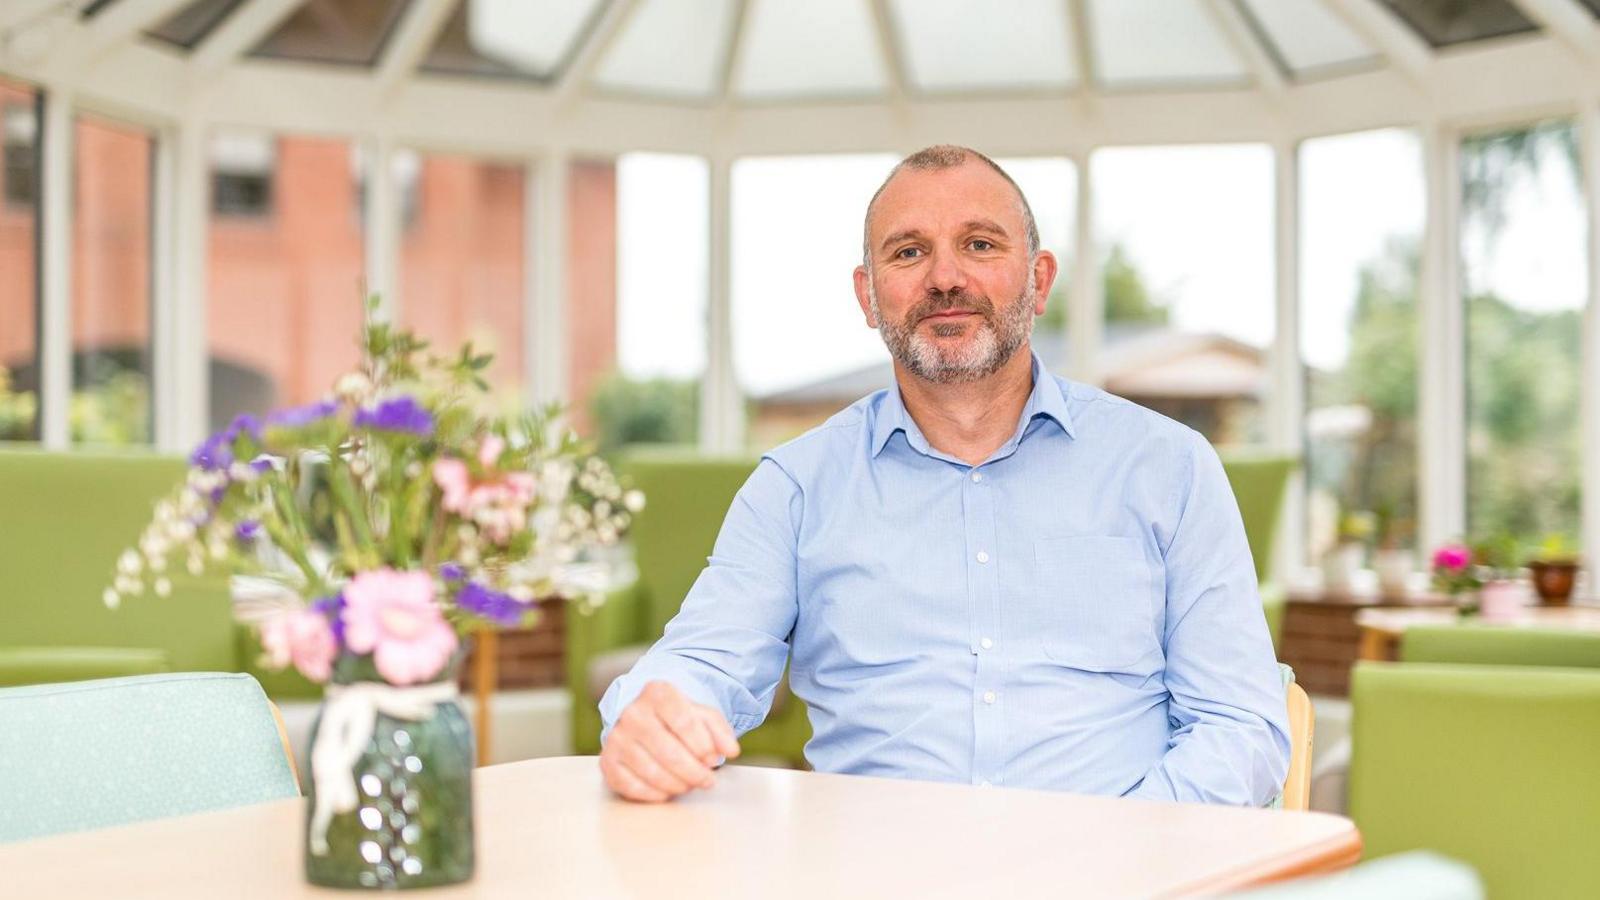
[106,300,640,889]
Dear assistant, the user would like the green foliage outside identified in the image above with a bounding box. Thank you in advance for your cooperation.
[588,372,700,454]
[0,361,150,445]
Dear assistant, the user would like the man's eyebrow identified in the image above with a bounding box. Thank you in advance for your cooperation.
[877,219,1011,253]
[878,228,925,252]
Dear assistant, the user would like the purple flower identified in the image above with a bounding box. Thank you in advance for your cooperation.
[456,581,530,627]
[189,414,265,471]
[354,395,434,437]
[249,456,273,474]
[234,520,261,543]
[266,400,339,429]
[311,592,348,648]
[439,562,465,582]
[226,413,264,443]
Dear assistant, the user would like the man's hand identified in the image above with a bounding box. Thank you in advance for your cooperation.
[599,680,742,802]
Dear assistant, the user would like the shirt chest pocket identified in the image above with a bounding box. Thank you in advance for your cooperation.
[1030,535,1161,672]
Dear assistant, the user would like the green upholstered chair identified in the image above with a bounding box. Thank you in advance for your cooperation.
[1348,662,1600,900]
[0,672,300,843]
[1401,625,1600,669]
[567,449,811,764]
[0,447,318,698]
[1218,451,1298,650]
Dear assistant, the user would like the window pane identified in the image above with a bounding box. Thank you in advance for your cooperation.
[1088,0,1247,87]
[73,113,153,446]
[605,153,707,451]
[889,0,1077,94]
[1300,129,1424,564]
[250,0,407,67]
[397,152,526,402]
[1093,144,1274,444]
[422,0,606,81]
[734,0,886,99]
[1461,121,1585,544]
[1380,0,1538,48]
[734,154,895,448]
[145,0,248,49]
[207,132,365,431]
[994,156,1076,359]
[1239,0,1378,78]
[592,0,737,99]
[0,78,39,441]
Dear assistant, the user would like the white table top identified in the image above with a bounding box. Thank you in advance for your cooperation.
[0,756,1360,899]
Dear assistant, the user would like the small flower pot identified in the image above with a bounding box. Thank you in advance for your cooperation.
[1527,561,1580,606]
[1373,549,1413,598]
[1477,579,1530,623]
[1321,543,1365,594]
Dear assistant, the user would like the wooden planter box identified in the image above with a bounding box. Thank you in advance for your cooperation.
[458,599,567,691]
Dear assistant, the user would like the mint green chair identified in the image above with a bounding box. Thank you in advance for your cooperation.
[0,448,318,698]
[1348,662,1600,899]
[0,673,300,843]
[1218,451,1297,651]
[1401,626,1600,669]
[567,449,811,765]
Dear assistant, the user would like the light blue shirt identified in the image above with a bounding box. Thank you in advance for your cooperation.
[600,352,1290,805]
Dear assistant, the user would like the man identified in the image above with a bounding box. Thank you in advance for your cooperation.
[598,145,1290,805]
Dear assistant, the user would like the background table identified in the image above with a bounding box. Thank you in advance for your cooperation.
[1278,585,1454,695]
[0,756,1359,898]
[1356,605,1600,661]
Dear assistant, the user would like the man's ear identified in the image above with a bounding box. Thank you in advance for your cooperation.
[853,265,878,328]
[1031,250,1059,316]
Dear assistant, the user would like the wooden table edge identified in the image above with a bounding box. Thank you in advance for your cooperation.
[1160,822,1363,897]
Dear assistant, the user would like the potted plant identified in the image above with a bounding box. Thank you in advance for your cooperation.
[1525,533,1581,606]
[1322,508,1374,593]
[1371,503,1414,598]
[1430,541,1482,614]
[1472,533,1528,622]
[106,301,641,890]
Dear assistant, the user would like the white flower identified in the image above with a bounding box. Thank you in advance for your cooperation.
[507,583,535,602]
[593,500,611,519]
[186,554,204,576]
[153,578,172,598]
[335,371,373,403]
[623,490,645,513]
[102,588,120,610]
[117,549,142,576]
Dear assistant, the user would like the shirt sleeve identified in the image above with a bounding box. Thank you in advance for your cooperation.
[1125,432,1292,806]
[598,458,802,744]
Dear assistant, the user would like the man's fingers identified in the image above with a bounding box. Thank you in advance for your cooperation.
[639,714,717,789]
[600,752,669,803]
[619,734,695,794]
[697,707,742,758]
[661,705,717,763]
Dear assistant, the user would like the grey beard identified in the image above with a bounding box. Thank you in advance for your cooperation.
[870,281,1036,384]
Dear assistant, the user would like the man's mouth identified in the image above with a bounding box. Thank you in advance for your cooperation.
[923,309,978,321]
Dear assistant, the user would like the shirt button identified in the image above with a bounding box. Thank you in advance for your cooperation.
[976,550,990,564]
[982,691,996,704]
[980,637,994,650]
[971,471,983,483]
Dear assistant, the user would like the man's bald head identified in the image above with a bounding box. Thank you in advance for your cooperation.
[861,145,1040,271]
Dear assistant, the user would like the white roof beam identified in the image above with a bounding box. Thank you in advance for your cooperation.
[374,0,458,97]
[1321,0,1435,89]
[0,0,63,33]
[867,0,909,106]
[191,0,305,74]
[552,0,641,112]
[1202,0,1286,96]
[1509,0,1600,67]
[76,0,193,60]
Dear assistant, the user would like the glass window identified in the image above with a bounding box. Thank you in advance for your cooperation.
[72,113,154,446]
[1093,144,1274,445]
[592,0,738,100]
[734,0,886,99]
[732,154,896,448]
[993,156,1076,356]
[1088,0,1247,88]
[1380,0,1538,48]
[210,131,274,217]
[1238,0,1379,79]
[397,151,526,402]
[888,0,1077,94]
[207,132,366,431]
[145,0,248,49]
[604,153,708,451]
[1461,120,1585,544]
[0,78,39,442]
[250,0,407,67]
[1300,129,1424,564]
[421,0,605,81]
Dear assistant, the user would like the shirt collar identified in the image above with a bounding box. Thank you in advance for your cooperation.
[871,350,1076,459]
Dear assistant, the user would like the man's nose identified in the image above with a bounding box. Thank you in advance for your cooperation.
[923,247,969,295]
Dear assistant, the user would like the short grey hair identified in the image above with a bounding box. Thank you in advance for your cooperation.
[861,144,1040,270]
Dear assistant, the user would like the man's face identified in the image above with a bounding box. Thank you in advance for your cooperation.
[855,161,1057,384]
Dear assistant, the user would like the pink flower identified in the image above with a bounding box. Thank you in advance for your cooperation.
[433,459,471,513]
[260,609,337,682]
[342,569,458,685]
[1432,544,1472,572]
[477,434,506,468]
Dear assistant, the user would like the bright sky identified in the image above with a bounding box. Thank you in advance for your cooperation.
[618,128,1588,395]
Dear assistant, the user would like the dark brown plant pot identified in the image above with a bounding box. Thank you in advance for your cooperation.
[1528,561,1580,606]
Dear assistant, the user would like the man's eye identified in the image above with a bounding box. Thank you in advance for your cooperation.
[895,247,922,259]
[970,239,994,251]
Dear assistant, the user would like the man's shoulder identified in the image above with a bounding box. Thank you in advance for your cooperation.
[1058,376,1202,450]
[759,392,882,477]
